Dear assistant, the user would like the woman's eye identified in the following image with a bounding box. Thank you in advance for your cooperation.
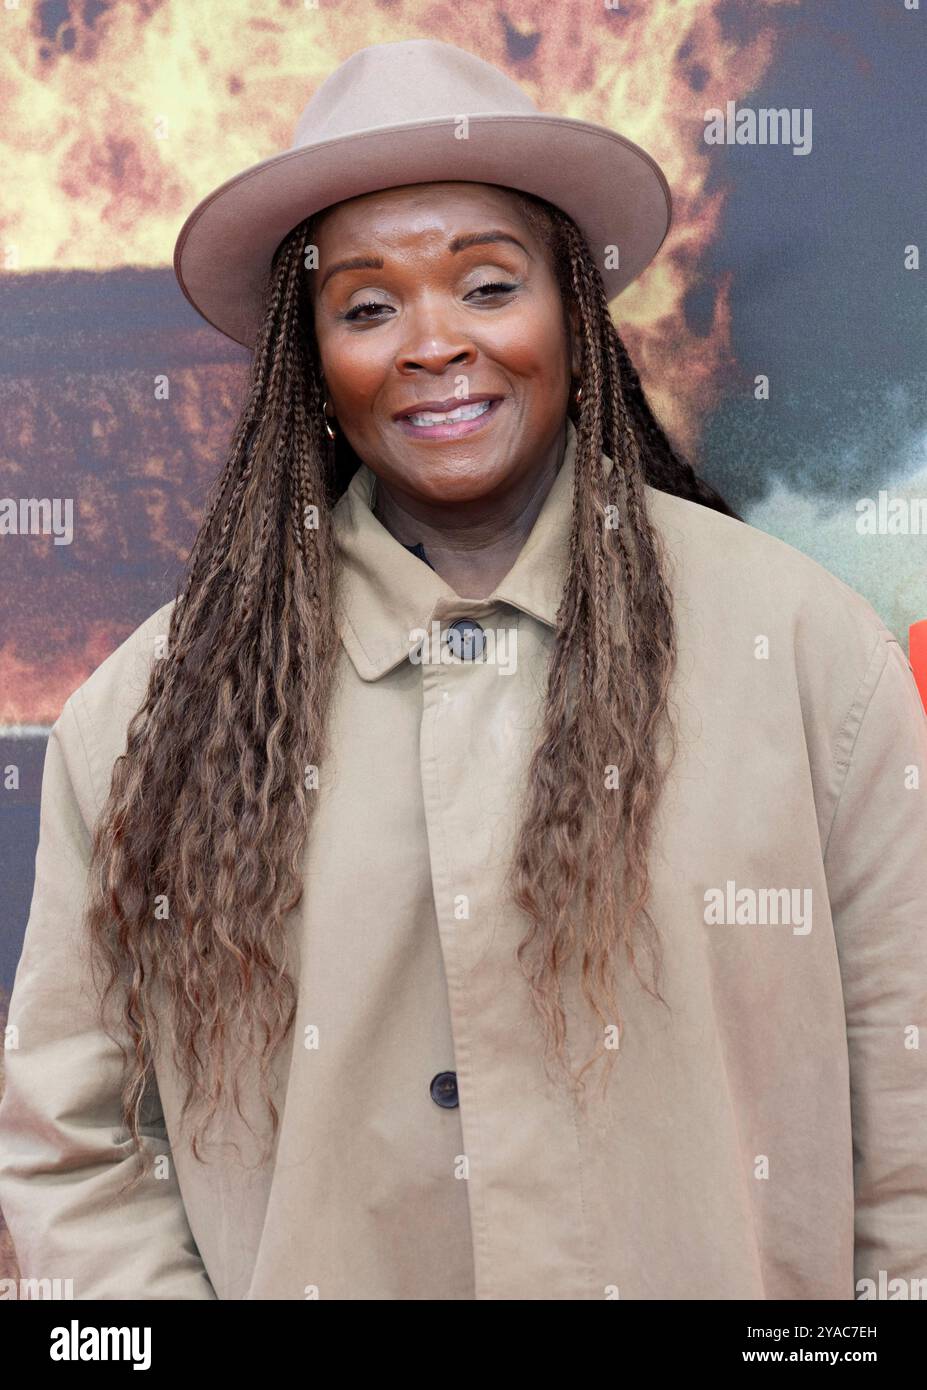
[344,281,519,323]
[469,281,519,299]
[344,300,389,322]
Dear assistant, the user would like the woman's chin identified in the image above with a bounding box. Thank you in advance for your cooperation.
[398,461,515,507]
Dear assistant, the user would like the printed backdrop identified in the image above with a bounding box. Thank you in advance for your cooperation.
[0,0,925,1274]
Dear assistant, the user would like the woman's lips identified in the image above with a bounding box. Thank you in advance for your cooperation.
[393,397,504,441]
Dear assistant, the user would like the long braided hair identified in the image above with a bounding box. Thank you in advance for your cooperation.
[85,188,740,1187]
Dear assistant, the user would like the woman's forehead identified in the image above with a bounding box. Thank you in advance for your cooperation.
[313,181,532,239]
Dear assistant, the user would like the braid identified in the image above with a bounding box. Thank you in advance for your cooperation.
[508,192,688,1095]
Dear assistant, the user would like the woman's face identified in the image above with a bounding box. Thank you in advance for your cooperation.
[309,181,580,507]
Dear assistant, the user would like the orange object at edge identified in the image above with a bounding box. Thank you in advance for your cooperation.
[910,620,927,714]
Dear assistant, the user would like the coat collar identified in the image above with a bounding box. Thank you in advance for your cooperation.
[331,416,612,681]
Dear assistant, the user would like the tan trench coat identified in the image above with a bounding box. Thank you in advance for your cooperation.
[2,417,926,1301]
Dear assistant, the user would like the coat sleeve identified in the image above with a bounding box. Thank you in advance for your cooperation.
[823,632,927,1295]
[0,695,217,1299]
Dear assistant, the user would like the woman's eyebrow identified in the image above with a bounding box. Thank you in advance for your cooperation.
[447,229,529,257]
[319,230,529,293]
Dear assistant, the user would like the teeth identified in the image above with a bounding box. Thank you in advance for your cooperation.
[406,400,493,426]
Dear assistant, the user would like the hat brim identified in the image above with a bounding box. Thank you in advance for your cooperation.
[173,113,672,349]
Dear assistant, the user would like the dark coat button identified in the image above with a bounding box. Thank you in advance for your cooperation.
[430,1071,459,1108]
[445,617,485,660]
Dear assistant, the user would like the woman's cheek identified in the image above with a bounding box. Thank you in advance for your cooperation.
[320,338,391,411]
[487,305,569,380]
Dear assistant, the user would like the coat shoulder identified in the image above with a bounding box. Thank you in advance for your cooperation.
[642,484,904,727]
[643,483,897,644]
[68,597,178,720]
[57,598,178,816]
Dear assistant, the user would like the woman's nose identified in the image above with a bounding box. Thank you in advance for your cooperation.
[396,340,476,375]
[393,298,478,375]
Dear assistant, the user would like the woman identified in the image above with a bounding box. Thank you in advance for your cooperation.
[1,39,925,1302]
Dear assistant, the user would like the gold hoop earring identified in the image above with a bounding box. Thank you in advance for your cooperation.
[322,399,336,441]
[571,381,584,412]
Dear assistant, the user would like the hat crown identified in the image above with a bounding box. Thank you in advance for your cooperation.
[291,39,539,148]
[174,39,672,347]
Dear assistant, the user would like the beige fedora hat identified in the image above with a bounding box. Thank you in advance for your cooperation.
[173,38,673,349]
